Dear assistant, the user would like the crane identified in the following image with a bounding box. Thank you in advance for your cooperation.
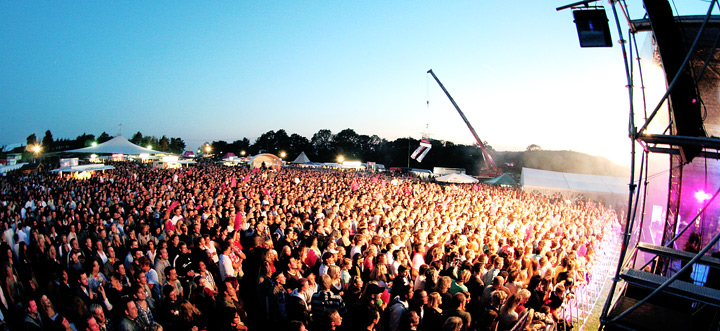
[427,69,502,178]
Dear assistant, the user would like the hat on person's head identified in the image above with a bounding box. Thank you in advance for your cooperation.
[366,283,385,295]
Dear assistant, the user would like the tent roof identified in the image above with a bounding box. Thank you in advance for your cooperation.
[484,173,517,186]
[292,151,312,163]
[249,153,282,169]
[0,163,27,174]
[435,173,479,183]
[520,167,627,194]
[222,152,237,159]
[51,164,116,173]
[62,135,166,155]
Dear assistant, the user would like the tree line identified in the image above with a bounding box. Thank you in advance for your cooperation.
[210,128,496,175]
[12,128,504,175]
[20,131,187,155]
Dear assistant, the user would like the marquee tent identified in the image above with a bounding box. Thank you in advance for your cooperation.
[520,167,627,202]
[0,163,26,175]
[51,164,116,173]
[435,173,479,184]
[484,173,518,186]
[62,135,166,155]
[222,152,238,159]
[249,153,282,170]
[292,151,312,164]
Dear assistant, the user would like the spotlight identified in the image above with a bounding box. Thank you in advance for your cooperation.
[695,190,711,202]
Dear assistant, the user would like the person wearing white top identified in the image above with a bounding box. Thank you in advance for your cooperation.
[218,242,235,281]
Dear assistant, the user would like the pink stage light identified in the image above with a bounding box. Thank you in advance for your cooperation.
[695,190,711,202]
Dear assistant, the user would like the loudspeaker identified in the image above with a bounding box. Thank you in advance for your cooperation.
[573,9,613,48]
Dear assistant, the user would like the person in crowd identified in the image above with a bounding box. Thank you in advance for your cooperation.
[498,293,521,330]
[133,284,156,328]
[90,303,113,331]
[311,274,346,320]
[287,277,311,326]
[153,248,171,286]
[385,283,413,331]
[218,240,236,281]
[477,290,507,331]
[216,278,247,330]
[118,298,147,331]
[23,299,44,331]
[545,283,566,322]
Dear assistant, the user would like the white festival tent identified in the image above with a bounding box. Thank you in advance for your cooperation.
[51,164,116,173]
[292,151,312,163]
[62,135,167,155]
[0,163,27,175]
[435,173,479,184]
[520,167,627,202]
[249,153,283,170]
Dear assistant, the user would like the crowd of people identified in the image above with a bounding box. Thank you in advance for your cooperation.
[0,162,619,331]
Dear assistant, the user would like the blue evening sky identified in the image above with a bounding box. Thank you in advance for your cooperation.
[0,1,712,165]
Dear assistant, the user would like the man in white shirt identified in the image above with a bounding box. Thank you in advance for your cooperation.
[218,241,235,281]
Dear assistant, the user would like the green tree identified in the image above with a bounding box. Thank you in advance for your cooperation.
[75,133,96,147]
[169,137,186,154]
[131,132,144,145]
[26,133,37,146]
[334,129,360,158]
[252,130,276,154]
[212,140,229,156]
[97,132,112,143]
[159,136,170,152]
[274,129,291,154]
[288,133,311,159]
[311,129,333,161]
[526,144,542,151]
[229,138,250,156]
[42,130,54,151]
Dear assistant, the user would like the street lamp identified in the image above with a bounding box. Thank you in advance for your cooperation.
[147,145,153,150]
[240,150,246,156]
[337,155,344,164]
[205,145,211,154]
[280,151,286,159]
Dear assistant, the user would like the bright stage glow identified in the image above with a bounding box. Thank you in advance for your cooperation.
[695,190,711,202]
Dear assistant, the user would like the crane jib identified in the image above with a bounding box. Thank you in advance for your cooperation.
[426,69,501,177]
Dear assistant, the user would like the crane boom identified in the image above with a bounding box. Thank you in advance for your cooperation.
[427,69,501,177]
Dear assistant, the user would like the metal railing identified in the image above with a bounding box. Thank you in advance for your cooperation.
[560,228,623,330]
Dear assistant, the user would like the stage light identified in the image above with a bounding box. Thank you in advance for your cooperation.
[695,190,711,202]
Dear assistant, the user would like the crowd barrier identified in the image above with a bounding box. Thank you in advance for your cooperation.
[559,227,622,330]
